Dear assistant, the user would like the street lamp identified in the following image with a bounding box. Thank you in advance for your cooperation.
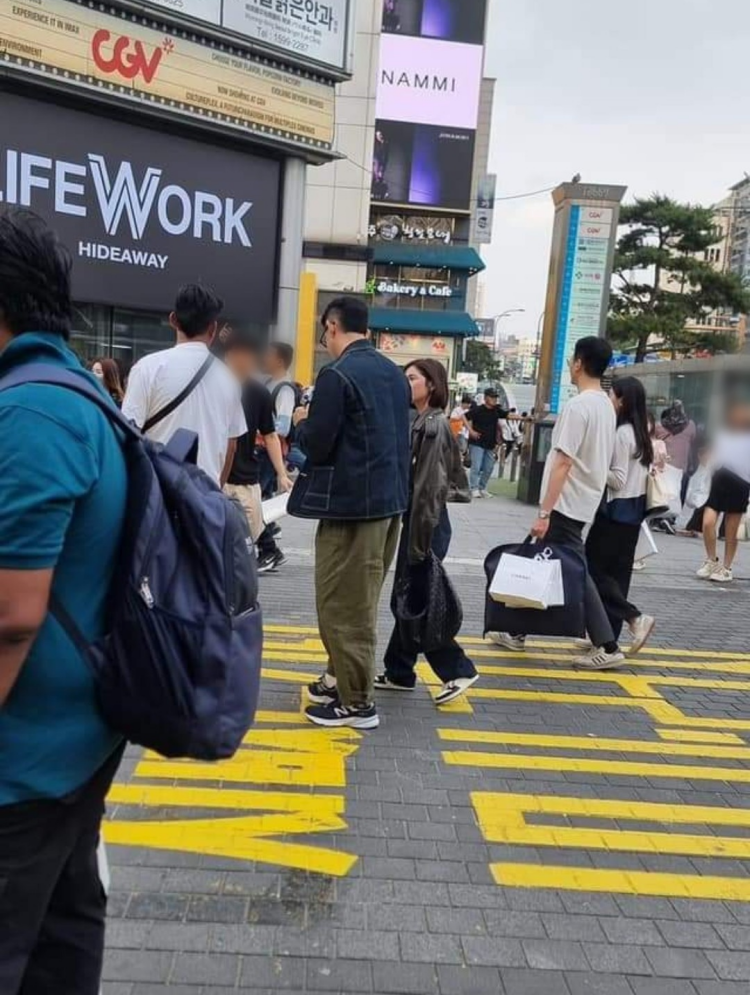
[492,308,526,352]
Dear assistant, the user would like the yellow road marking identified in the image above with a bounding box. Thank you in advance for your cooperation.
[472,791,750,858]
[474,665,750,695]
[445,750,750,784]
[438,728,750,762]
[263,666,319,683]
[255,710,309,725]
[109,783,345,815]
[657,729,745,745]
[491,864,750,901]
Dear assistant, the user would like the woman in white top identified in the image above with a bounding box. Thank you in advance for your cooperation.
[585,377,656,655]
[697,404,750,584]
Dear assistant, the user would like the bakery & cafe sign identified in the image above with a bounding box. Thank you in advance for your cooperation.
[376,280,454,299]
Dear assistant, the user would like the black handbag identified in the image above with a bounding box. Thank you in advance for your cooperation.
[483,539,587,638]
[393,552,463,652]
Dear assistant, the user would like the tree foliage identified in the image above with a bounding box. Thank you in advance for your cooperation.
[608,195,750,361]
[462,340,503,381]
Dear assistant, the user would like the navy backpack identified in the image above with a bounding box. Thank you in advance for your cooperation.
[0,364,262,760]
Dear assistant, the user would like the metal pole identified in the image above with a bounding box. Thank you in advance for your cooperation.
[272,157,307,345]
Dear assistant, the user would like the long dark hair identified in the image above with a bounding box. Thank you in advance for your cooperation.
[404,359,449,410]
[93,356,125,404]
[612,377,653,467]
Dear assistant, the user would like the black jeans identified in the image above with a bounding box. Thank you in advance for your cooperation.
[0,747,123,995]
[585,514,641,642]
[384,507,477,687]
[518,511,616,649]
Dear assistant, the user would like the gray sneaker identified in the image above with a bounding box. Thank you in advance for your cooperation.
[488,632,526,652]
[628,614,655,655]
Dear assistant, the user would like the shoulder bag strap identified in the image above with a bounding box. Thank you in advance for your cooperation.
[143,353,214,433]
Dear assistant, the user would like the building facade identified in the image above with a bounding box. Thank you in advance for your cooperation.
[1,0,352,371]
[302,0,493,379]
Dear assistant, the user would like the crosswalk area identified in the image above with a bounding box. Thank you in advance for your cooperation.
[106,625,750,903]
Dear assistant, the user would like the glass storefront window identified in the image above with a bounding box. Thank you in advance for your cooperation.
[69,303,173,377]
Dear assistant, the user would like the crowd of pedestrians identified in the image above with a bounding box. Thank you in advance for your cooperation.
[1,206,749,994]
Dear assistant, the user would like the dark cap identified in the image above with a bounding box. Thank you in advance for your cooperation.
[484,387,499,398]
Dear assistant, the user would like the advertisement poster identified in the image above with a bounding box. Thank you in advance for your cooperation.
[0,92,281,322]
[473,174,497,244]
[382,0,487,45]
[550,206,614,412]
[144,0,350,73]
[373,0,488,211]
[0,0,335,150]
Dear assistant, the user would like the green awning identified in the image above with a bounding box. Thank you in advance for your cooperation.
[371,243,485,272]
[369,308,480,337]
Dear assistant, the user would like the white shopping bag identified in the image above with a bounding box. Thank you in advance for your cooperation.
[262,493,290,526]
[635,522,659,561]
[490,550,564,610]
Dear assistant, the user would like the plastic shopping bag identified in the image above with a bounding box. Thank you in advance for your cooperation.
[635,521,659,561]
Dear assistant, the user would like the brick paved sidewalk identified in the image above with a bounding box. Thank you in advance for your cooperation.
[102,497,750,995]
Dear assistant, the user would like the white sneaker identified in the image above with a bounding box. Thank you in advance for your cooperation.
[471,489,483,499]
[628,614,655,655]
[710,567,734,583]
[632,559,646,572]
[435,675,480,706]
[574,648,626,670]
[488,632,526,652]
[573,638,593,651]
[696,558,720,579]
[481,490,493,499]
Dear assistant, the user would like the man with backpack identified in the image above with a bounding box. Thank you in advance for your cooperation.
[256,341,300,573]
[290,297,411,730]
[0,209,128,994]
[123,284,247,486]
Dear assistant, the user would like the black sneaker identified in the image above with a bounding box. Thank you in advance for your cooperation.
[305,701,380,729]
[374,674,415,692]
[257,550,287,574]
[307,675,339,705]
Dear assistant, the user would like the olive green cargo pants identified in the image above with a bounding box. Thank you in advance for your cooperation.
[315,516,401,707]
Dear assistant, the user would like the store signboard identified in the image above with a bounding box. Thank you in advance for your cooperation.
[375,280,454,299]
[0,92,281,322]
[143,0,350,73]
[473,174,496,244]
[373,0,488,211]
[369,214,453,243]
[0,0,335,151]
[550,204,614,412]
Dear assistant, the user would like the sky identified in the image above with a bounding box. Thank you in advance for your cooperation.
[480,0,750,343]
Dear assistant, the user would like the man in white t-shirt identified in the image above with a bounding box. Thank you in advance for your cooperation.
[123,285,246,485]
[491,336,624,670]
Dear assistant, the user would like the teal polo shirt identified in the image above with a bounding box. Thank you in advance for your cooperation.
[0,333,127,804]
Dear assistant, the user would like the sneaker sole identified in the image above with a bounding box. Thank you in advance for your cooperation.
[435,675,480,706]
[488,638,526,653]
[577,655,626,671]
[305,712,380,730]
[710,576,733,584]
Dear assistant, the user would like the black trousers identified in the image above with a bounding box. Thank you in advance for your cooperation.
[585,514,641,642]
[521,512,616,649]
[0,747,123,995]
[385,508,477,687]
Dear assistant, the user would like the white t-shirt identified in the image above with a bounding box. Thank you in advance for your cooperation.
[713,430,750,484]
[123,341,246,484]
[264,377,296,440]
[541,388,616,525]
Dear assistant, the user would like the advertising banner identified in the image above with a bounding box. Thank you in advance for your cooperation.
[383,0,487,44]
[473,174,497,244]
[142,0,350,73]
[0,91,281,322]
[373,0,488,211]
[376,35,483,130]
[372,122,475,211]
[0,0,335,151]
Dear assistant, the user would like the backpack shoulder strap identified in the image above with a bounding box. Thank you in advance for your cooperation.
[270,380,295,409]
[143,354,214,433]
[0,364,140,441]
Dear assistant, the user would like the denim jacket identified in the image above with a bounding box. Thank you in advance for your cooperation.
[289,339,411,521]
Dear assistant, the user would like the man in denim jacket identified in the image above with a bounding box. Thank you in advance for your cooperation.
[290,297,410,729]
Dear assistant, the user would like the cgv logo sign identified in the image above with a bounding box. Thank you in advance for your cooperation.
[0,151,253,248]
[92,30,172,84]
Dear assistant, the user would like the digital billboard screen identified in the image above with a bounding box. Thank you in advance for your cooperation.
[376,35,483,130]
[372,121,475,211]
[383,0,488,45]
